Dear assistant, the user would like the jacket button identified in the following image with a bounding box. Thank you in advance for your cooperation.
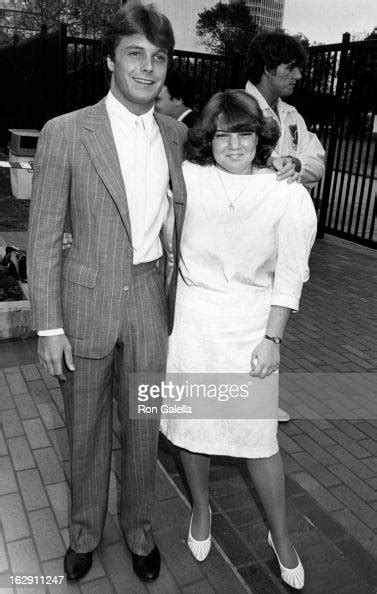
[122,285,129,292]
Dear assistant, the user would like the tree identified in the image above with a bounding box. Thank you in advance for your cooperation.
[13,0,68,33]
[66,0,124,37]
[196,0,259,57]
[0,30,12,49]
[364,27,377,41]
[13,0,123,38]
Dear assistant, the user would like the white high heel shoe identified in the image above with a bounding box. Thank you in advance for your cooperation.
[268,531,305,590]
[188,507,212,562]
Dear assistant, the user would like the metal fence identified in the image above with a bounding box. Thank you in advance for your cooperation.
[0,26,375,247]
[60,35,242,114]
[171,50,242,110]
[0,27,62,147]
[292,34,377,248]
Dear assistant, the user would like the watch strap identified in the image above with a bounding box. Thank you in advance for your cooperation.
[264,334,282,344]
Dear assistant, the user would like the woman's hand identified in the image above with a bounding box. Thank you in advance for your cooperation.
[249,339,280,379]
[62,232,73,251]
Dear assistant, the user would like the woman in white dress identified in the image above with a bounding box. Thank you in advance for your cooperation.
[160,89,317,590]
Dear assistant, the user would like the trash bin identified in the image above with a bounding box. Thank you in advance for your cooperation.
[8,129,40,200]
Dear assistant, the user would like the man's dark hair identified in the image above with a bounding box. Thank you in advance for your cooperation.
[186,89,280,168]
[102,3,175,60]
[246,33,307,84]
[164,69,191,104]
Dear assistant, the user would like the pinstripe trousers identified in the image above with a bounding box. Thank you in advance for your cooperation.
[61,261,168,555]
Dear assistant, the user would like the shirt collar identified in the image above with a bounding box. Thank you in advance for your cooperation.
[245,81,271,112]
[245,81,295,116]
[178,108,192,122]
[106,90,156,139]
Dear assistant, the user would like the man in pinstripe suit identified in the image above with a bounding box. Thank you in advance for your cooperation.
[27,5,186,584]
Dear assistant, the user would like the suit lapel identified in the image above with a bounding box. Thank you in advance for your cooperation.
[155,112,186,240]
[82,99,132,242]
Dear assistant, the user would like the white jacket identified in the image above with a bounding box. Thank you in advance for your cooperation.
[246,81,325,189]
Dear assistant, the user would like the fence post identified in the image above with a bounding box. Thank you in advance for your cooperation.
[58,22,67,115]
[230,56,244,88]
[317,32,350,238]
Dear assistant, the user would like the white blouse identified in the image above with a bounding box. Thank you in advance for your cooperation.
[178,161,317,312]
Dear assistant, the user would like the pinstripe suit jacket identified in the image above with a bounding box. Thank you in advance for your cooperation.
[27,98,187,358]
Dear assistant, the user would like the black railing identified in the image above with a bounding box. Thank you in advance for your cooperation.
[0,28,64,145]
[0,25,375,247]
[293,34,377,248]
[171,49,244,111]
[59,34,244,114]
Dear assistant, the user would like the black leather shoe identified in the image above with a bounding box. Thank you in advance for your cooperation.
[64,546,93,581]
[131,545,161,582]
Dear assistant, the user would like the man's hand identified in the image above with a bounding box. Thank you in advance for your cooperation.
[62,232,73,251]
[249,339,280,379]
[38,335,75,381]
[271,156,301,184]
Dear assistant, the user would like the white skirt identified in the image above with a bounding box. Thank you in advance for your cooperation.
[160,281,279,458]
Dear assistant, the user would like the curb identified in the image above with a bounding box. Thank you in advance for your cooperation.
[0,232,34,340]
[0,281,34,340]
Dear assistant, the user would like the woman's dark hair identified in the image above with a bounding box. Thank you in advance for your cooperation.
[185,89,280,168]
[247,33,307,84]
[102,3,175,61]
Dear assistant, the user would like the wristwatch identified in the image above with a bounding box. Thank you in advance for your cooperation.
[264,334,282,344]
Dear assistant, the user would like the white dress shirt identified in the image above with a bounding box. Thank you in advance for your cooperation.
[106,91,169,264]
[246,81,325,189]
[38,92,170,336]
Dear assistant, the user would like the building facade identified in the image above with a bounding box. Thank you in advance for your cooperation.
[151,0,219,52]
[232,0,285,31]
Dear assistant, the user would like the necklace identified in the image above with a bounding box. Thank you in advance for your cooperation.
[216,167,252,213]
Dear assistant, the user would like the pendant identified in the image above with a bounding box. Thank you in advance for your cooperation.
[228,203,235,213]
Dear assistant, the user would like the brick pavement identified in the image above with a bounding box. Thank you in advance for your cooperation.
[0,363,248,593]
[158,236,377,593]
[278,236,377,562]
[0,235,377,593]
